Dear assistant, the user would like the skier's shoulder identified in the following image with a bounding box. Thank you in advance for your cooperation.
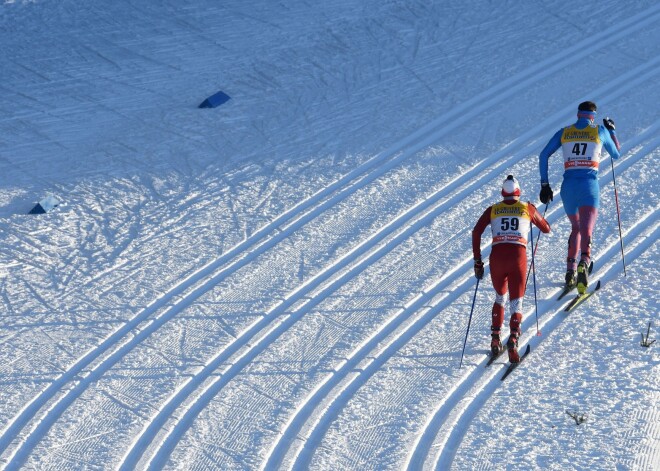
[596,123,613,139]
[525,200,540,215]
[526,201,551,231]
[594,123,608,135]
[473,205,493,231]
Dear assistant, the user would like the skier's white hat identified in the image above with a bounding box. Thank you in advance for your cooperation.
[501,175,521,199]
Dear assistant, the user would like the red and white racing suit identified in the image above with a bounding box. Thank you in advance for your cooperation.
[472,200,551,336]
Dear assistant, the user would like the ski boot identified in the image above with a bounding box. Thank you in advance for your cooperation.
[507,333,520,363]
[490,332,503,356]
[576,261,589,295]
[565,269,576,288]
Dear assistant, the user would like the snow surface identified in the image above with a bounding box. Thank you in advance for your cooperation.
[1,0,659,469]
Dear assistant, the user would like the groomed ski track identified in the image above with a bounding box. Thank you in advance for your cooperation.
[260,75,660,470]
[408,189,660,471]
[130,46,658,471]
[1,3,659,470]
[266,122,660,471]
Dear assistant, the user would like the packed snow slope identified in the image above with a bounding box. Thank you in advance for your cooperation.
[1,0,659,470]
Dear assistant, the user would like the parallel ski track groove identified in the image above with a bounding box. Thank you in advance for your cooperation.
[261,59,660,469]
[278,122,660,471]
[0,5,657,469]
[138,54,660,471]
[129,106,540,469]
[0,21,553,467]
[406,131,660,471]
[431,210,660,471]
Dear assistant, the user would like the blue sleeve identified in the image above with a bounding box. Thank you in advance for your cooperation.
[539,128,563,184]
[599,126,621,160]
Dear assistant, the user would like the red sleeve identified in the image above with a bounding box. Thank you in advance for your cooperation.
[472,206,492,260]
[528,202,550,233]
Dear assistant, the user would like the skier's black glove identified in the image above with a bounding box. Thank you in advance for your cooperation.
[540,183,553,204]
[474,259,484,280]
[603,117,615,131]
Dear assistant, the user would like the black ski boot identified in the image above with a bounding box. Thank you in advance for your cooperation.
[507,333,520,363]
[491,332,503,356]
[565,269,576,288]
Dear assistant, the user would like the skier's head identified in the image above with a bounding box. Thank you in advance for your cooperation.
[501,175,521,200]
[577,101,597,121]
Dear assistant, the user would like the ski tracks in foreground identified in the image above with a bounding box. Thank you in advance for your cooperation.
[424,206,660,471]
[127,55,660,470]
[267,116,660,471]
[1,5,659,469]
[405,126,660,471]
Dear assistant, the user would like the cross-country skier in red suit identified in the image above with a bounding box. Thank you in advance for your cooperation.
[472,176,551,363]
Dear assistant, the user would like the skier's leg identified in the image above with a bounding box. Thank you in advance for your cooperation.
[566,213,580,272]
[507,249,525,334]
[506,249,525,363]
[509,299,523,340]
[578,205,598,266]
[561,183,580,274]
[490,294,505,354]
[489,251,507,353]
[491,295,505,334]
[506,308,522,363]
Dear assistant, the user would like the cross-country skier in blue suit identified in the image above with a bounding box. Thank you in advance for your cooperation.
[538,101,621,294]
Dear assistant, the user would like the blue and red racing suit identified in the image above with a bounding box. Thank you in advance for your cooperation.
[539,117,620,270]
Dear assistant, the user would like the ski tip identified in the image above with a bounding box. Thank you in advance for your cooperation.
[595,280,602,290]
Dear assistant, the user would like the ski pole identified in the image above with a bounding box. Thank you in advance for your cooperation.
[529,223,541,336]
[524,202,549,290]
[610,157,627,277]
[459,278,480,369]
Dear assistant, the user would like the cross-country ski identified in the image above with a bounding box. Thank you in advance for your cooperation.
[501,345,532,381]
[557,261,594,300]
[564,280,602,312]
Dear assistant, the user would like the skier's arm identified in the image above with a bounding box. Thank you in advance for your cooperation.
[472,207,491,260]
[539,129,563,184]
[599,125,621,159]
[528,203,550,233]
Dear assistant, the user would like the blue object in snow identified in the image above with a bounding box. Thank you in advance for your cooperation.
[29,195,60,214]
[199,91,231,108]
